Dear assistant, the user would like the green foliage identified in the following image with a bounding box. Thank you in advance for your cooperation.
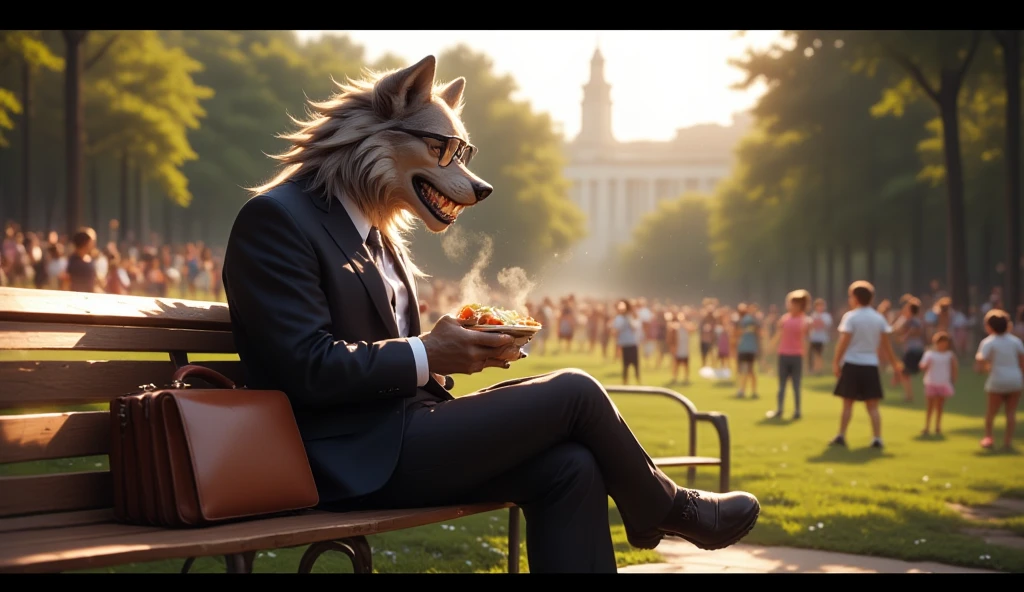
[616,193,717,299]
[0,30,63,147]
[86,31,213,206]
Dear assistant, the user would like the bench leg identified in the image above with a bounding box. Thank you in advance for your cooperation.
[224,553,253,573]
[297,536,373,573]
[182,551,256,574]
[507,506,521,574]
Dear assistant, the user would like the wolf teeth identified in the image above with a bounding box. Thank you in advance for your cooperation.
[418,179,461,221]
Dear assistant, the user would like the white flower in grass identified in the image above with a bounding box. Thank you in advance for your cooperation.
[808,526,816,531]
[825,468,833,475]
[817,522,824,528]
[922,475,930,482]
[481,542,490,548]
[267,551,276,558]
[465,560,473,566]
[945,483,952,489]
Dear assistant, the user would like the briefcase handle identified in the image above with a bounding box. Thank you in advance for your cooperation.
[170,364,237,390]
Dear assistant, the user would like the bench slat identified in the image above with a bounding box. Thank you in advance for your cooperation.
[0,322,237,353]
[0,509,112,534]
[0,361,245,410]
[0,412,108,463]
[0,471,112,516]
[0,287,230,331]
[0,503,512,573]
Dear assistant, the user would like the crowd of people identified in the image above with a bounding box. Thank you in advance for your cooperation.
[4,219,1020,453]
[1,222,224,299]
[421,279,1021,453]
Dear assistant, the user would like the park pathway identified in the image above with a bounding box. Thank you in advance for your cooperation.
[619,540,999,573]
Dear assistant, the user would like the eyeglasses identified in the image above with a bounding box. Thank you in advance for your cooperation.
[391,128,477,167]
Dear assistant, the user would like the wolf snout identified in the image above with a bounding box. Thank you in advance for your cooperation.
[472,180,493,201]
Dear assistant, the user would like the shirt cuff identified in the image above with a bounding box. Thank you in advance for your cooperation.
[408,336,430,387]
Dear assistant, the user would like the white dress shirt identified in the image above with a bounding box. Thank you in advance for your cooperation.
[337,195,430,387]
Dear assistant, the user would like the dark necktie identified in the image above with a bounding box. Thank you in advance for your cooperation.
[366,227,396,312]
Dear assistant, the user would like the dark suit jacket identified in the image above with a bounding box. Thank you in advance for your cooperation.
[222,179,452,503]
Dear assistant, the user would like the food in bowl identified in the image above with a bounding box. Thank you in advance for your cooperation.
[456,303,542,328]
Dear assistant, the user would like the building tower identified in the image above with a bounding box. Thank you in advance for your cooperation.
[577,47,614,147]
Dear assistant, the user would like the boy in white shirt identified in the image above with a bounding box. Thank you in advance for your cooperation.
[830,281,902,449]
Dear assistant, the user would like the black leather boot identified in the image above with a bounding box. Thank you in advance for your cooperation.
[659,488,760,550]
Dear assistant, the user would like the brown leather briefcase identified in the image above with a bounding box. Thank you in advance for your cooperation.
[109,364,319,527]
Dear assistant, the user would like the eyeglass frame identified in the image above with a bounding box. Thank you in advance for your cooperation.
[390,127,477,167]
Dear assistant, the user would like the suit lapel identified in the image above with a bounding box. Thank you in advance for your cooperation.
[318,195,400,338]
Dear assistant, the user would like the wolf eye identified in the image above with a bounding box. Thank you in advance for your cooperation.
[423,138,443,156]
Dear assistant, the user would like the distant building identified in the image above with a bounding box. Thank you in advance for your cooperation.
[564,47,752,263]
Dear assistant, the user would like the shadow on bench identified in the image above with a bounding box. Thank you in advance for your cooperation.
[0,287,729,573]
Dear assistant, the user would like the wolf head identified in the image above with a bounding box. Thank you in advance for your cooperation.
[253,55,493,248]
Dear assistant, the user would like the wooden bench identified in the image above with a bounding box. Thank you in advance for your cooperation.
[0,286,731,574]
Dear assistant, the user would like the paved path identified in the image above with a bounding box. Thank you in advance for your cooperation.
[619,540,999,573]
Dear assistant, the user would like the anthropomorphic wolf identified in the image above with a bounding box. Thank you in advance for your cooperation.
[222,55,759,573]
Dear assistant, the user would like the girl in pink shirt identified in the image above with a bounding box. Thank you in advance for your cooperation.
[768,290,812,420]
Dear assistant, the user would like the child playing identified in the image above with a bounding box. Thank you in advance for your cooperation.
[975,309,1024,450]
[699,309,716,368]
[898,298,926,403]
[734,303,761,399]
[831,281,902,449]
[715,311,732,371]
[808,298,833,375]
[919,331,958,436]
[767,290,811,420]
[669,311,696,385]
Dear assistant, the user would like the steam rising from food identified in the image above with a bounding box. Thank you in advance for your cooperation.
[440,228,536,314]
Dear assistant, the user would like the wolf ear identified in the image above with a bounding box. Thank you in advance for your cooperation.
[437,77,465,110]
[373,55,436,119]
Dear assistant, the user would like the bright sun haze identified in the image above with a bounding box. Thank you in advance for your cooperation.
[294,30,786,143]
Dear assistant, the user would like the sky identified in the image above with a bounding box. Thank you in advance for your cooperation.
[294,30,788,143]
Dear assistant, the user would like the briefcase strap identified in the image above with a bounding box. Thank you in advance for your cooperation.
[171,364,237,390]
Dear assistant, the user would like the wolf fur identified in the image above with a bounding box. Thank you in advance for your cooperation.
[250,55,492,278]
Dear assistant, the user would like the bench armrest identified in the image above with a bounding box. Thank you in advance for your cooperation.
[693,411,730,491]
[604,386,730,491]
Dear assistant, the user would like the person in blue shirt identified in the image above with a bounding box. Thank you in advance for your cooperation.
[734,303,762,399]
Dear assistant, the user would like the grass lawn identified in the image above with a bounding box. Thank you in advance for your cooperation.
[3,344,1023,573]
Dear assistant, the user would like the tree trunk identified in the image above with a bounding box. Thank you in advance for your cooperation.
[134,166,144,247]
[842,243,853,287]
[981,219,993,299]
[826,246,835,311]
[119,151,129,246]
[809,247,819,298]
[911,191,926,295]
[866,229,877,284]
[21,61,33,232]
[938,77,972,310]
[62,30,89,237]
[90,158,100,236]
[892,241,905,299]
[1000,30,1021,312]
